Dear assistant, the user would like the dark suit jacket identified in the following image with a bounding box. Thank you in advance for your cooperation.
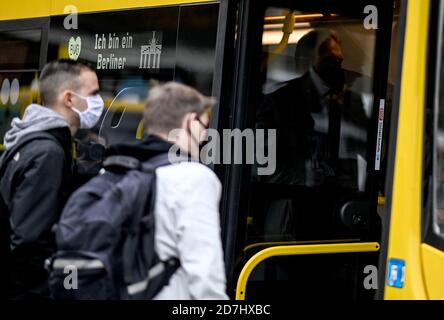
[256,72,369,188]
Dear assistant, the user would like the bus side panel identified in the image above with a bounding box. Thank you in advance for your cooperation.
[0,1,50,21]
[50,0,215,16]
[0,1,215,21]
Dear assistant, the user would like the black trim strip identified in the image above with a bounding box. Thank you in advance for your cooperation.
[220,0,265,297]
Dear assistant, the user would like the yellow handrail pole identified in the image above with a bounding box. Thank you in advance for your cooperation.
[235,242,380,300]
[266,10,295,66]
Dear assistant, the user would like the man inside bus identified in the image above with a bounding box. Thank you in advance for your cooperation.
[0,60,103,299]
[256,30,370,240]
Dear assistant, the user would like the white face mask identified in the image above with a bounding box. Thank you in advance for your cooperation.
[72,92,104,129]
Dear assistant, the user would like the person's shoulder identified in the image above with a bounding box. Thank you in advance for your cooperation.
[20,135,64,162]
[158,161,219,180]
[267,73,310,98]
[157,161,220,188]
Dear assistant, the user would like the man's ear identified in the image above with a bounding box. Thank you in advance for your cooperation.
[62,90,73,108]
[188,112,198,123]
[182,112,194,131]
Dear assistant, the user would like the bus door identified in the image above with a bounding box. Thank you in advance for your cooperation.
[221,0,397,299]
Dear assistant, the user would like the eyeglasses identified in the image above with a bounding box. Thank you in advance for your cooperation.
[195,116,209,130]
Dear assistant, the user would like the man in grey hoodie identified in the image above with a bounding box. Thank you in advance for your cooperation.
[0,60,103,299]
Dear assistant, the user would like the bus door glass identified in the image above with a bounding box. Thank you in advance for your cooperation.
[227,0,396,299]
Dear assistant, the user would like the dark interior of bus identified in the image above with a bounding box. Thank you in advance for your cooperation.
[224,0,400,300]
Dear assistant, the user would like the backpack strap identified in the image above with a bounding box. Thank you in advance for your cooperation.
[127,257,180,298]
[141,152,192,172]
[103,155,142,171]
[135,152,189,223]
[102,152,191,173]
[125,152,187,298]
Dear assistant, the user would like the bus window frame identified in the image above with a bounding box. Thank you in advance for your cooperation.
[422,0,444,252]
[209,0,234,138]
[210,0,241,290]
[219,0,264,296]
[0,17,49,72]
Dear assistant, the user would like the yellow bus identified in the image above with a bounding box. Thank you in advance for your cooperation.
[0,0,443,300]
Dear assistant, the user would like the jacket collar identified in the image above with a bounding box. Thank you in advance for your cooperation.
[105,134,176,162]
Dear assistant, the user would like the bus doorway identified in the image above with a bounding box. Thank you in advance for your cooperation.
[220,0,400,300]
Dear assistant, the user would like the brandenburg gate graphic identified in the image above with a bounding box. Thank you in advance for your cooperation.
[139,31,162,69]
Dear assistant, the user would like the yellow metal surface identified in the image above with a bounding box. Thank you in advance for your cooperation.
[384,0,429,299]
[0,1,51,21]
[421,244,444,299]
[136,120,144,140]
[242,239,360,254]
[236,242,380,300]
[0,0,214,21]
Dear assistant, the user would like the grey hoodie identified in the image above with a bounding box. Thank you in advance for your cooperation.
[3,104,69,150]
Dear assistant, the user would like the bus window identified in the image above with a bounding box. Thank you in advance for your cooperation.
[228,0,395,300]
[0,28,43,152]
[176,4,219,96]
[436,90,444,236]
[0,29,41,70]
[249,5,383,243]
[48,6,179,148]
[424,1,444,247]
[47,3,219,176]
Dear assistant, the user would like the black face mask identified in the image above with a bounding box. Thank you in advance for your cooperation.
[317,62,345,94]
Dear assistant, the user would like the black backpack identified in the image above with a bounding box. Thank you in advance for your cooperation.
[47,152,180,300]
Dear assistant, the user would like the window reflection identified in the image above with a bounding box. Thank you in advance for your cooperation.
[45,4,219,176]
[0,30,41,70]
[0,28,42,152]
[249,7,379,242]
[435,59,444,234]
[0,72,38,150]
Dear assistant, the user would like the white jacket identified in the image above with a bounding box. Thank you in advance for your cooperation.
[152,161,229,300]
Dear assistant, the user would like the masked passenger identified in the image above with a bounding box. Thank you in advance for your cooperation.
[0,59,104,299]
[256,30,370,240]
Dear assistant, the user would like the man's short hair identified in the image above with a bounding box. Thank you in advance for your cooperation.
[39,59,95,107]
[294,29,340,70]
[143,81,215,135]
[317,32,341,58]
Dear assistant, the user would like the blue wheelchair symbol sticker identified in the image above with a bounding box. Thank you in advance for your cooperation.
[387,258,405,288]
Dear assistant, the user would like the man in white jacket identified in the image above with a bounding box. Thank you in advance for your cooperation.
[106,82,228,299]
